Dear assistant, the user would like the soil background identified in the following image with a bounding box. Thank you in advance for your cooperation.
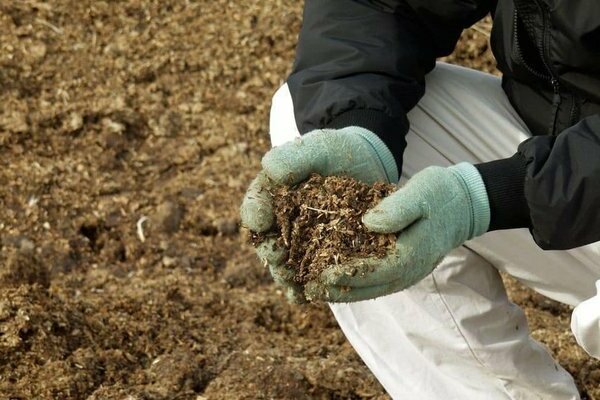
[0,1,598,399]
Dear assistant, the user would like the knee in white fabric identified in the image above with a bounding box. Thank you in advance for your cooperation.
[269,84,300,147]
[571,280,600,359]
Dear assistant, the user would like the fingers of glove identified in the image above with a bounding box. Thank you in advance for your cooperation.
[362,189,423,233]
[240,171,275,233]
[256,238,287,268]
[261,133,325,186]
[256,238,299,286]
[261,129,388,186]
[284,285,307,305]
[271,266,307,304]
[256,239,306,304]
[318,253,404,288]
[303,280,328,303]
[304,278,409,303]
[322,220,438,288]
[269,263,296,286]
[268,263,307,304]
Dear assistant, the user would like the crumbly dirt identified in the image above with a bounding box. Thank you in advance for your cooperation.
[0,2,597,398]
[271,174,396,285]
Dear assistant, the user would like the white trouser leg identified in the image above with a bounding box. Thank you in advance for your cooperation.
[268,63,599,399]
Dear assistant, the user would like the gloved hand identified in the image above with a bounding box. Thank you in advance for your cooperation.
[240,127,399,303]
[305,163,490,302]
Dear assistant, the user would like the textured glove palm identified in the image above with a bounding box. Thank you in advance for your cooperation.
[240,127,399,303]
[305,163,491,302]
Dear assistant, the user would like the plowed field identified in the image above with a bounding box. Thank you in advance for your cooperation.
[0,2,598,398]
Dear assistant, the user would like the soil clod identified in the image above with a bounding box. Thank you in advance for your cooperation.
[253,174,397,285]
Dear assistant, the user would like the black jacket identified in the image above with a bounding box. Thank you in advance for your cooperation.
[287,0,600,250]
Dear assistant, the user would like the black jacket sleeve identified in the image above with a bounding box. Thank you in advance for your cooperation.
[287,0,492,168]
[476,114,600,250]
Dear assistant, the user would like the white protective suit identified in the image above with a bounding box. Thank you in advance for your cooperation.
[269,63,600,400]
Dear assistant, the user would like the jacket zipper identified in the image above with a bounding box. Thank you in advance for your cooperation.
[512,8,549,81]
[569,96,581,127]
[549,78,561,135]
[536,0,562,135]
[513,2,562,135]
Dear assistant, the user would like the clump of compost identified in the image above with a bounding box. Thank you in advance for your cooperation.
[253,174,397,285]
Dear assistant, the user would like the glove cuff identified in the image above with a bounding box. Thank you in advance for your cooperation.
[448,162,491,239]
[342,126,399,183]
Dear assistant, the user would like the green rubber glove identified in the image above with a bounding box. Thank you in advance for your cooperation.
[240,127,399,303]
[304,163,491,303]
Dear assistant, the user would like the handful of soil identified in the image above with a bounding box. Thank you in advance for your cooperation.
[251,174,397,285]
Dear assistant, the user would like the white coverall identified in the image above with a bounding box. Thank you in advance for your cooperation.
[269,63,600,399]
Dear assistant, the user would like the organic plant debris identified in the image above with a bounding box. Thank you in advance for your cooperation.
[0,1,598,398]
[265,174,397,285]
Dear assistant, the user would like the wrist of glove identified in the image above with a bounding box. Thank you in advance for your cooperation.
[305,162,491,303]
[240,127,398,303]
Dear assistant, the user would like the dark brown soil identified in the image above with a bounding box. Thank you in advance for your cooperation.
[0,2,598,398]
[271,174,397,285]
